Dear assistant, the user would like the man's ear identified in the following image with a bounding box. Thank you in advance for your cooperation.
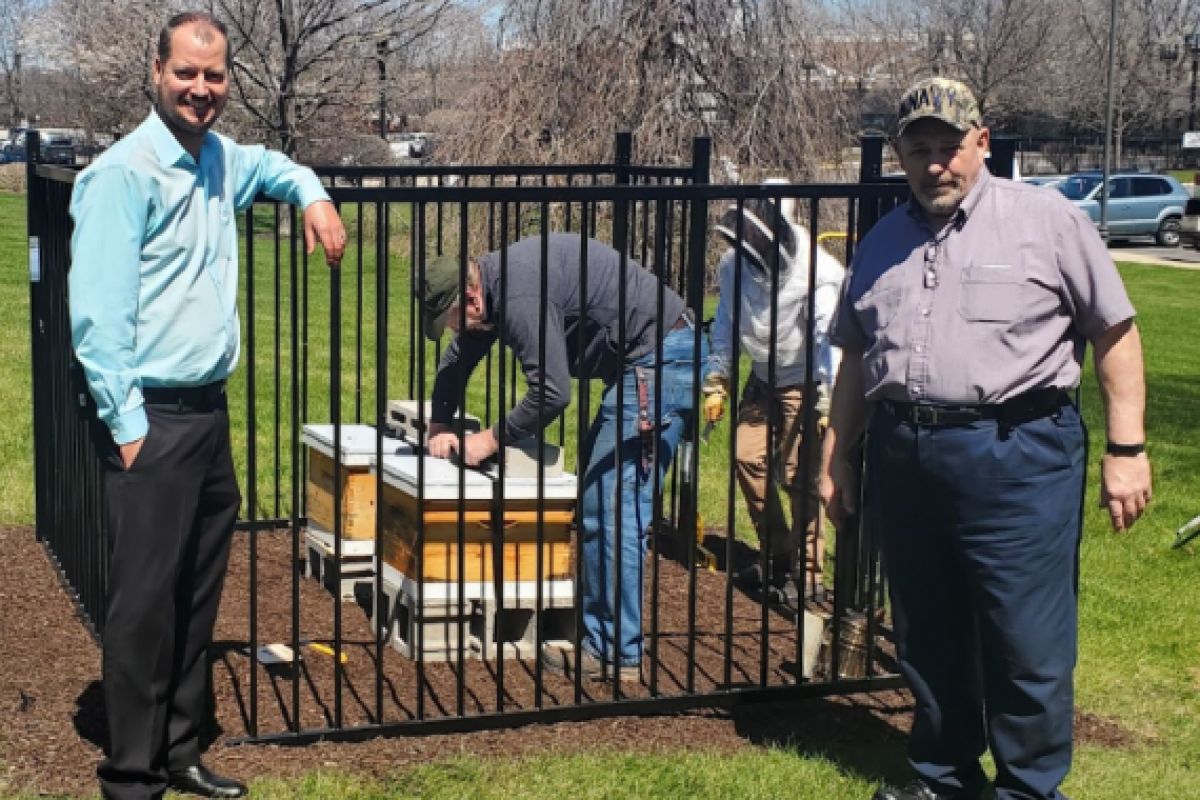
[975,126,991,153]
[151,56,163,89]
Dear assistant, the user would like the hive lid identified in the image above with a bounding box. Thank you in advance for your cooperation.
[301,423,414,466]
[376,454,578,502]
[376,454,496,499]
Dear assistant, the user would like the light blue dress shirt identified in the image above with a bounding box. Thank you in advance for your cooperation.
[70,111,329,445]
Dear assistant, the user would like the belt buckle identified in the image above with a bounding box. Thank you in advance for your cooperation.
[912,405,940,426]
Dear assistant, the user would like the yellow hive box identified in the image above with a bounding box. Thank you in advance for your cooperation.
[301,424,414,541]
[378,483,573,582]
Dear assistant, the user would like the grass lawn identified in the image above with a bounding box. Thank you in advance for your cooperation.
[3,189,1199,798]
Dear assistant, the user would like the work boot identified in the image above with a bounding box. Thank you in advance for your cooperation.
[871,780,980,800]
[541,643,639,683]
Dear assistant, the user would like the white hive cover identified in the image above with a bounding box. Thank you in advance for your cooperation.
[301,423,414,466]
[375,454,578,502]
[376,454,496,500]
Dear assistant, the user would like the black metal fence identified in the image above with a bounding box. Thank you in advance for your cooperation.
[28,131,910,745]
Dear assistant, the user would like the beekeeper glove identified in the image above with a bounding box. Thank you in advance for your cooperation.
[816,382,832,428]
[702,374,729,424]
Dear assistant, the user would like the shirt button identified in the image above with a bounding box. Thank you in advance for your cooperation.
[921,308,931,317]
[915,345,924,354]
[911,386,922,395]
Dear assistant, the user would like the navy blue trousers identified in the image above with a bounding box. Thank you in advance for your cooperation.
[867,402,1085,800]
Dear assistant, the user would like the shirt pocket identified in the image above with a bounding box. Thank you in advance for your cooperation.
[958,261,1026,323]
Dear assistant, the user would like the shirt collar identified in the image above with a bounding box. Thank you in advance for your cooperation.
[906,164,993,235]
[145,109,216,169]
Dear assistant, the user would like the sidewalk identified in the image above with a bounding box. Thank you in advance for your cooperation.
[1107,245,1200,271]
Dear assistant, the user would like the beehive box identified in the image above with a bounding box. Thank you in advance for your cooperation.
[375,455,576,583]
[301,424,413,541]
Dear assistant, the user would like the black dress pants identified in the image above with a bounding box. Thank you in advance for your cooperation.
[94,395,241,800]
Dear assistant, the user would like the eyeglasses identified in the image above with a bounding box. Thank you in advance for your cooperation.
[923,243,938,289]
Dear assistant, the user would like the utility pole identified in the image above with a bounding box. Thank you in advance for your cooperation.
[377,39,388,140]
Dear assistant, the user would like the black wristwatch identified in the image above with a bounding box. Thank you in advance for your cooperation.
[1105,441,1145,457]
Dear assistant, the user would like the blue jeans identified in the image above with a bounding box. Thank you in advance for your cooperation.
[578,324,705,666]
[868,401,1085,800]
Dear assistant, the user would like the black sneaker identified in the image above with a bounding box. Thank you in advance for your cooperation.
[871,780,980,800]
[734,560,792,590]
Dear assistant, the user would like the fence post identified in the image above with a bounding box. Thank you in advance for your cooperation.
[857,134,889,238]
[683,136,710,305]
[612,132,632,256]
[859,134,885,183]
[26,131,47,545]
[988,135,1018,179]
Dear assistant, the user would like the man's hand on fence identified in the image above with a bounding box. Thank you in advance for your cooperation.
[702,374,728,424]
[304,200,346,267]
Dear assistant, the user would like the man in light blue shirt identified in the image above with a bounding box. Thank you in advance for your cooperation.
[69,11,345,800]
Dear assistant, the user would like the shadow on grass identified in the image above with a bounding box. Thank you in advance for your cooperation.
[729,692,913,788]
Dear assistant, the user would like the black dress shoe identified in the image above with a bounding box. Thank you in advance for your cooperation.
[168,764,248,798]
[871,781,975,800]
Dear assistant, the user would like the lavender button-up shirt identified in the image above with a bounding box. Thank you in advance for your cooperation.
[830,168,1136,405]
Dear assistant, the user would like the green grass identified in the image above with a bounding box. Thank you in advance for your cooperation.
[3,190,1200,798]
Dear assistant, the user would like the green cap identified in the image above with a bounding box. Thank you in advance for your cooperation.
[420,254,462,341]
[896,77,981,137]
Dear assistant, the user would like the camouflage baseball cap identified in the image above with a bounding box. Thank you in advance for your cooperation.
[420,254,462,341]
[896,77,981,137]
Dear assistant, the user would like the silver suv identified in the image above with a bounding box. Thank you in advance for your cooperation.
[1055,171,1189,246]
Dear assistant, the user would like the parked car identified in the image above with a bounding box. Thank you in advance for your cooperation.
[392,132,433,159]
[42,136,77,166]
[0,142,24,164]
[1055,170,1189,246]
[1178,196,1200,249]
[1021,175,1064,188]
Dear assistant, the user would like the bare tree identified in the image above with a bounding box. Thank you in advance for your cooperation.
[439,0,862,178]
[1,0,54,127]
[43,0,166,138]
[1055,0,1196,164]
[210,0,453,156]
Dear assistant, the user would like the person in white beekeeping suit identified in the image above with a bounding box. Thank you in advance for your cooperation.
[702,183,845,606]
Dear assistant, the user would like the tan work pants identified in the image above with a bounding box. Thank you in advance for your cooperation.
[734,374,823,580]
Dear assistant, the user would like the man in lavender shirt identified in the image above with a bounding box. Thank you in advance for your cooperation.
[820,78,1152,800]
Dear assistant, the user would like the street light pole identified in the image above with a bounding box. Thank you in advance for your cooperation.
[1099,0,1117,242]
[1186,33,1200,132]
[377,39,388,141]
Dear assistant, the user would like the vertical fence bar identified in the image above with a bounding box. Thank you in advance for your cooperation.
[374,190,389,726]
[493,200,509,710]
[611,132,631,700]
[572,214,589,705]
[289,206,302,733]
[245,207,261,736]
[331,214,345,729]
[723,196,746,688]
[683,138,710,693]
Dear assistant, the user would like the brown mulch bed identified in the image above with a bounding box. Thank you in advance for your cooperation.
[0,524,1135,797]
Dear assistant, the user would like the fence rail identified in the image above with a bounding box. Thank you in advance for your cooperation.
[28,131,909,745]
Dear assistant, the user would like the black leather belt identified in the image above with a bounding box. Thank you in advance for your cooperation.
[881,388,1070,428]
[143,381,227,411]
